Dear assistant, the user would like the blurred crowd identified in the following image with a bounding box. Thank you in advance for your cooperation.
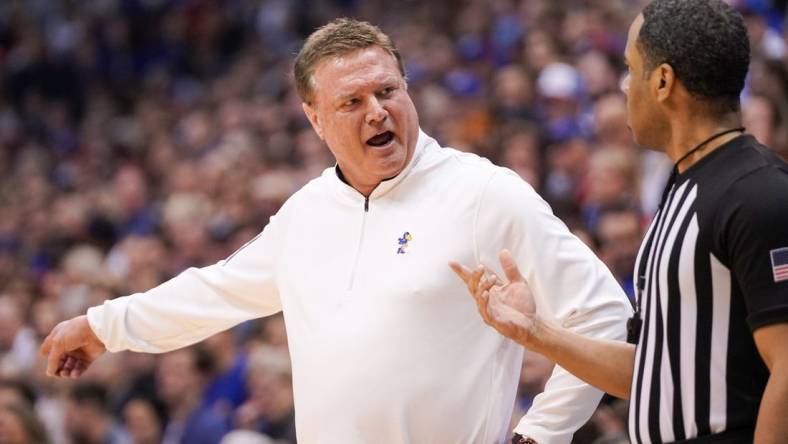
[0,0,786,443]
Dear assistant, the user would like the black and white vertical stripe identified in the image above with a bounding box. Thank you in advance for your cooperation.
[628,180,733,443]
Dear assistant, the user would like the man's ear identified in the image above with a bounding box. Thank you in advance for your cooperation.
[654,63,675,103]
[302,102,324,140]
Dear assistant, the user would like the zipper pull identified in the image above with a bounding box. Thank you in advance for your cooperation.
[364,197,369,212]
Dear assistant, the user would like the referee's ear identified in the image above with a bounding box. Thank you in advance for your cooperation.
[653,63,676,103]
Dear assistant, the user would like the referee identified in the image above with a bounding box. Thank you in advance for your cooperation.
[453,1,788,443]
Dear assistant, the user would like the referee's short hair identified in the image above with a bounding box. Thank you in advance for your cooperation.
[638,0,750,115]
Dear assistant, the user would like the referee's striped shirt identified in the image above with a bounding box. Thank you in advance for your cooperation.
[628,135,788,443]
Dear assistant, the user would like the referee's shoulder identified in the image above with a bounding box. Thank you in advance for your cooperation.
[729,143,788,192]
[710,138,788,195]
[717,144,788,224]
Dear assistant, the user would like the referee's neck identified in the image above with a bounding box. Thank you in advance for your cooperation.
[666,112,742,173]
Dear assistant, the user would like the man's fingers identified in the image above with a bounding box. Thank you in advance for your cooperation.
[477,274,497,298]
[477,290,493,324]
[62,355,77,373]
[468,266,484,293]
[40,331,55,357]
[58,355,84,379]
[71,360,88,378]
[452,262,509,329]
[499,249,524,283]
[450,262,499,295]
[66,359,87,379]
[455,263,492,324]
[452,262,485,299]
[46,342,65,377]
[448,262,473,283]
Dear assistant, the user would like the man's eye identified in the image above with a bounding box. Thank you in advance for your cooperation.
[343,99,359,108]
[380,87,395,97]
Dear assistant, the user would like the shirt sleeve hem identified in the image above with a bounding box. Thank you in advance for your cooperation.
[86,306,104,338]
[748,305,788,331]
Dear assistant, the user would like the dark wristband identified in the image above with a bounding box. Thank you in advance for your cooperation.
[511,434,538,444]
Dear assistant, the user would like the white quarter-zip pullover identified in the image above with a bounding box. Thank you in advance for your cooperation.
[88,131,631,444]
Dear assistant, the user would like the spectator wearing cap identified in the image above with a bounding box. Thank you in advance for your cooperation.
[537,62,589,142]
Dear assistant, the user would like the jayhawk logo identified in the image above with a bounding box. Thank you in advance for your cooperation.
[397,232,413,254]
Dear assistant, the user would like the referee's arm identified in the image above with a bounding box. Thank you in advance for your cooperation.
[525,306,636,400]
[720,165,788,443]
[753,323,788,444]
[452,253,636,400]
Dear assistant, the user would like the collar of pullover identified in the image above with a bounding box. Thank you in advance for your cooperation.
[329,129,433,206]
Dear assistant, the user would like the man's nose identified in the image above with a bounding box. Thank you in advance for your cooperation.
[365,97,388,125]
[620,74,630,94]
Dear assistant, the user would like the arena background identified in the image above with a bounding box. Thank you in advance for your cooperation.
[0,0,786,443]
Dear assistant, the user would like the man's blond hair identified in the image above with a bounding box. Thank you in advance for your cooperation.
[293,18,405,104]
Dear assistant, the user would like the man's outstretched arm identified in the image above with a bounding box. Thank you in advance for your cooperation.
[41,211,289,379]
[451,250,636,400]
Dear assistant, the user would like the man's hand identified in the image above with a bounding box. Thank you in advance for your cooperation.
[449,249,543,348]
[39,315,106,378]
[451,249,637,399]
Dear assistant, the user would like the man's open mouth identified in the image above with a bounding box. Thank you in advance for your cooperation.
[366,131,395,147]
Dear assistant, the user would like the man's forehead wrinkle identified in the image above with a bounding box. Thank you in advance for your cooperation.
[310,48,402,104]
[329,72,399,100]
[318,49,383,73]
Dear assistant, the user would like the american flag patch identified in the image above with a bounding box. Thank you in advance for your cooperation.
[770,247,788,283]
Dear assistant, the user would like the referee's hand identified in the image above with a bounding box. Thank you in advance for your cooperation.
[39,315,106,378]
[449,250,541,348]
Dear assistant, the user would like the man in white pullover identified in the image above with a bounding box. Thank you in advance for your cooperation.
[41,18,632,444]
